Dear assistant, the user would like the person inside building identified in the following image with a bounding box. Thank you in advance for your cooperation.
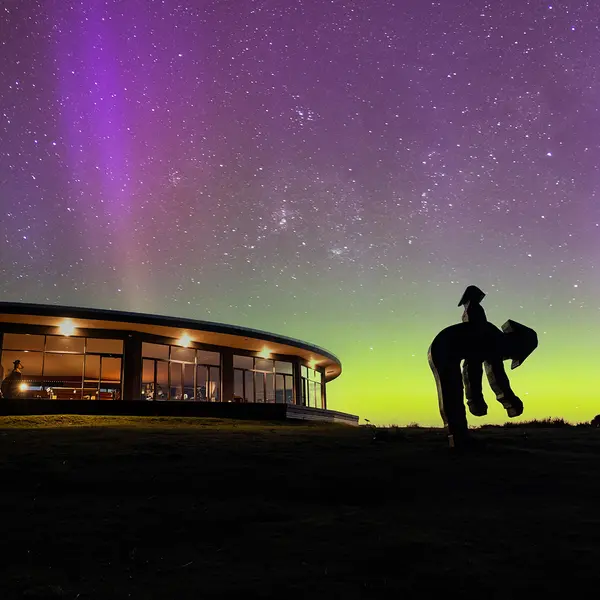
[1,359,25,399]
[428,310,538,450]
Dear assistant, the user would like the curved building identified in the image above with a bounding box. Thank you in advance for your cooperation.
[0,302,357,425]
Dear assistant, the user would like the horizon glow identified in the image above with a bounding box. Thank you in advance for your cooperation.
[1,1,599,425]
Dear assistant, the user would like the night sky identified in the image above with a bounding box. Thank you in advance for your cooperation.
[2,1,599,425]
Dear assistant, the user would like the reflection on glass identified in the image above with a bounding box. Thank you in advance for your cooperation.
[254,358,273,372]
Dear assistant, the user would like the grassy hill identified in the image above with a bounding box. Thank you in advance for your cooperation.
[0,416,598,599]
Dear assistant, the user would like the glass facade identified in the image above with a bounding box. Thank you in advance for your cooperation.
[233,356,293,404]
[301,365,324,409]
[141,342,220,401]
[0,333,123,400]
[0,326,332,410]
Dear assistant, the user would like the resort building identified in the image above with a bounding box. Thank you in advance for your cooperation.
[0,302,357,424]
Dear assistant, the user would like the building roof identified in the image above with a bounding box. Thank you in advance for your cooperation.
[0,302,342,381]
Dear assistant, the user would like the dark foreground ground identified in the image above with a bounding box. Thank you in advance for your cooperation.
[0,416,598,599]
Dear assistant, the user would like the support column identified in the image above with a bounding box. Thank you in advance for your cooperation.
[321,371,327,410]
[0,332,4,384]
[221,349,234,403]
[293,358,304,406]
[122,333,142,401]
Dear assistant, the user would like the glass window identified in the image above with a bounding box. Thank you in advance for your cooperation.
[170,362,183,400]
[1,350,43,384]
[2,333,45,351]
[301,365,308,378]
[84,354,101,381]
[142,359,155,400]
[171,346,195,363]
[233,355,253,369]
[284,375,293,404]
[101,357,122,382]
[156,361,168,400]
[275,374,285,404]
[254,372,265,403]
[254,358,273,372]
[197,350,220,366]
[183,363,194,400]
[266,373,275,403]
[207,366,220,401]
[244,370,254,403]
[315,383,322,409]
[46,336,85,354]
[86,338,123,354]
[275,361,293,375]
[100,357,121,400]
[234,369,244,401]
[196,365,207,400]
[42,354,84,399]
[142,342,169,360]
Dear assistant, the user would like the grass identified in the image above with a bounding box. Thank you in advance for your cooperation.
[0,416,599,599]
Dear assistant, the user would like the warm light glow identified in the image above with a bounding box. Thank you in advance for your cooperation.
[257,347,271,359]
[58,319,76,336]
[308,359,317,370]
[18,383,28,392]
[178,333,192,347]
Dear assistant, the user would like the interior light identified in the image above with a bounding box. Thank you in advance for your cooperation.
[308,359,317,370]
[18,383,28,392]
[178,333,192,347]
[59,319,76,336]
[257,347,271,359]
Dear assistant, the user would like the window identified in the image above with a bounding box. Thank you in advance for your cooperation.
[46,336,85,354]
[86,338,123,354]
[141,343,221,401]
[142,343,169,360]
[233,356,295,404]
[3,333,45,351]
[301,366,323,408]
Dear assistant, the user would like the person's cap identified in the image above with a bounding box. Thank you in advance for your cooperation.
[13,360,22,367]
[501,319,538,369]
[458,285,486,307]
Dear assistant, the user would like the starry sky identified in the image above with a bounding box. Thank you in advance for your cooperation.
[2,0,599,425]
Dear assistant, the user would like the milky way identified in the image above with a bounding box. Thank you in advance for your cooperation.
[2,1,599,424]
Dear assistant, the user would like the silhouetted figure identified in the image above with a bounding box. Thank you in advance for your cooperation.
[458,285,487,326]
[1,359,25,399]
[458,285,489,416]
[428,318,538,449]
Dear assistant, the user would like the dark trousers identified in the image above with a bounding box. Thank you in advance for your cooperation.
[428,349,469,438]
